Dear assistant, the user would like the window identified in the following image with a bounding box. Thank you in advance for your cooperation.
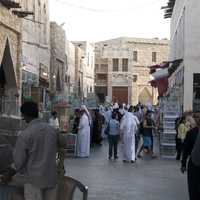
[122,58,128,72]
[112,58,119,71]
[133,51,138,62]
[91,56,93,68]
[56,59,64,91]
[100,64,108,72]
[95,64,99,70]
[90,86,93,92]
[152,52,157,62]
[87,53,90,66]
[87,86,89,93]
[43,4,46,14]
[98,74,107,80]
[56,70,61,91]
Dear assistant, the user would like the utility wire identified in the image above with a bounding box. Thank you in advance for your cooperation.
[55,0,162,13]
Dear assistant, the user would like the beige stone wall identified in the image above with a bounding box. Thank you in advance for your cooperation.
[95,37,169,105]
[50,22,66,93]
[20,0,50,84]
[65,40,76,94]
[0,4,22,116]
[74,46,84,98]
[73,41,95,97]
[169,0,200,112]
[0,4,21,84]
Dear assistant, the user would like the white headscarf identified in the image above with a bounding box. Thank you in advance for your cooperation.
[80,105,92,125]
[113,102,119,109]
[119,108,125,115]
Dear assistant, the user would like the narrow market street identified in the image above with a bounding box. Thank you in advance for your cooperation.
[64,139,188,200]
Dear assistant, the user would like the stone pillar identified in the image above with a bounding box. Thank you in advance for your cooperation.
[132,82,138,105]
[107,58,113,101]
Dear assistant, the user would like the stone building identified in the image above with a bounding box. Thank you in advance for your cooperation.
[162,0,200,113]
[50,22,66,95]
[20,0,50,113]
[50,22,67,129]
[73,41,95,98]
[0,1,22,117]
[74,45,84,99]
[65,40,76,96]
[95,37,169,105]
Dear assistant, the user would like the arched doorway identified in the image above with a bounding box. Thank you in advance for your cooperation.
[0,39,18,115]
[138,87,152,105]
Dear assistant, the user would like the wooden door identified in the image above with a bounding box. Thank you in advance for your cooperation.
[112,87,128,104]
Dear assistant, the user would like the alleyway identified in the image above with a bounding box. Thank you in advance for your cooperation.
[64,139,188,200]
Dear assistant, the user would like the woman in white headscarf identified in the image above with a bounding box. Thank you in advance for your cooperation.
[120,109,138,163]
[77,105,91,157]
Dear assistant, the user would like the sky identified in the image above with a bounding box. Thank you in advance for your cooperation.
[49,0,170,42]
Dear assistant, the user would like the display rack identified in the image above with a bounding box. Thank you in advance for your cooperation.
[63,133,77,157]
[159,98,180,158]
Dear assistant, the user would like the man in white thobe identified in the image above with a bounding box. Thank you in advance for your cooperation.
[120,110,138,163]
[77,105,91,158]
[49,111,59,130]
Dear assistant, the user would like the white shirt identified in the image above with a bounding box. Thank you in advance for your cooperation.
[49,117,59,129]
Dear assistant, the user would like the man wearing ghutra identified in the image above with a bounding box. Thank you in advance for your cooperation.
[77,105,91,157]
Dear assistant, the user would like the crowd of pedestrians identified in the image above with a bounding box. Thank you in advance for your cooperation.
[71,102,159,163]
[2,100,199,200]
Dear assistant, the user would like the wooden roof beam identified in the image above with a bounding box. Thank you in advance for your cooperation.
[0,0,21,9]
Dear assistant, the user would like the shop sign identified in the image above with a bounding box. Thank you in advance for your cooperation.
[53,95,69,108]
[39,63,49,80]
[22,70,38,86]
[22,56,38,75]
[83,94,98,108]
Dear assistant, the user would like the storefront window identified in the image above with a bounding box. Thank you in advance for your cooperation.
[193,74,200,112]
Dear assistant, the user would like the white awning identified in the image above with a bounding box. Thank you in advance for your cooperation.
[151,68,169,80]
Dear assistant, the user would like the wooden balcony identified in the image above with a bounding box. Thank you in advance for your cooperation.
[161,0,176,19]
[0,0,21,9]
[95,64,108,74]
[95,79,107,86]
[12,10,34,18]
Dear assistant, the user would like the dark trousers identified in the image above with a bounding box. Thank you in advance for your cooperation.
[176,138,183,160]
[150,134,153,152]
[108,135,119,158]
[187,159,200,200]
[135,134,140,154]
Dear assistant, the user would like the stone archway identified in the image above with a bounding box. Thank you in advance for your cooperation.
[0,39,18,91]
[0,39,18,115]
[138,87,153,105]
